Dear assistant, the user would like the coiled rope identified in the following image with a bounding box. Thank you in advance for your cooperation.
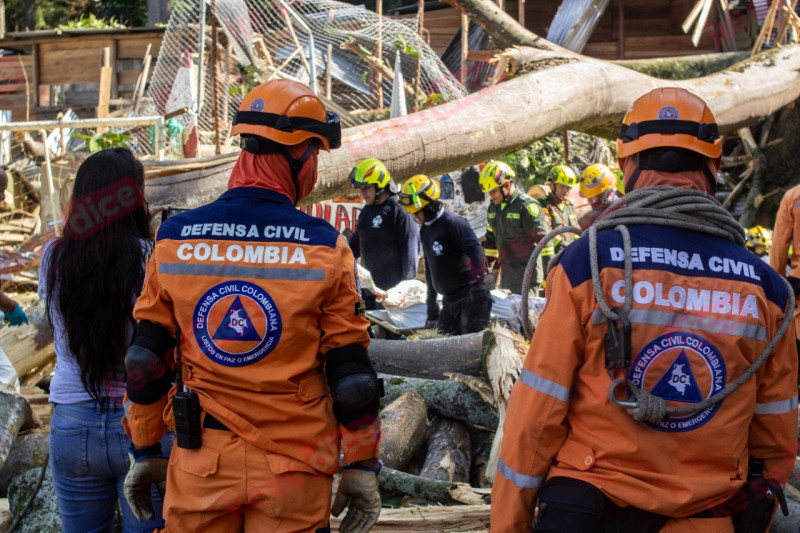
[521,186,795,423]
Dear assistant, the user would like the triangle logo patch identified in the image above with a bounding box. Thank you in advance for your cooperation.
[212,296,262,341]
[650,349,703,403]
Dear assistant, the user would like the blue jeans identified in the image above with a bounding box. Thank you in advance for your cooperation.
[49,399,174,533]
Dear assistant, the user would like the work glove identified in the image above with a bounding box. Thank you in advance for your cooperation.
[331,463,382,533]
[124,444,168,522]
[5,303,28,327]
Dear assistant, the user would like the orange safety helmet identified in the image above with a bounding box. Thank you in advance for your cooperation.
[230,79,341,151]
[617,87,721,161]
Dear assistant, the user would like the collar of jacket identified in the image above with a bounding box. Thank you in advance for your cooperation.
[219,186,294,205]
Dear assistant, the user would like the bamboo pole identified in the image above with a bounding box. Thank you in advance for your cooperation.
[326,44,333,99]
[518,0,525,27]
[211,0,221,155]
[377,0,383,110]
[413,0,424,112]
[752,0,781,54]
[461,14,469,85]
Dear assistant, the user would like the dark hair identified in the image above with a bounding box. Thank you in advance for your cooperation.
[45,148,153,402]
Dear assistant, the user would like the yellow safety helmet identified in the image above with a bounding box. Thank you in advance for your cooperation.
[349,158,394,193]
[580,164,616,199]
[479,161,516,193]
[745,226,772,256]
[399,174,440,214]
[548,164,578,187]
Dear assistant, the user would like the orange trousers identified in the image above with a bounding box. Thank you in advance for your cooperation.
[158,427,332,533]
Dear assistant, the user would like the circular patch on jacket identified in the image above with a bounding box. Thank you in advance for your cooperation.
[628,330,725,432]
[193,281,282,367]
[658,106,679,120]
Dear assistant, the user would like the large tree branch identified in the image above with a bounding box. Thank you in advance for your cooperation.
[304,45,800,203]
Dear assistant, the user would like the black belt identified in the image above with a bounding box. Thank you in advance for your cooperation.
[203,413,231,431]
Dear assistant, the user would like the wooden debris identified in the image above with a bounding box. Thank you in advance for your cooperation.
[419,416,471,483]
[329,503,490,532]
[379,392,428,470]
[381,374,498,431]
[380,466,490,506]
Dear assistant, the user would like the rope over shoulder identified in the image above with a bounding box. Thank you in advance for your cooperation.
[593,186,794,422]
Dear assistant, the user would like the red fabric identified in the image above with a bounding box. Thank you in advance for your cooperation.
[227,140,319,203]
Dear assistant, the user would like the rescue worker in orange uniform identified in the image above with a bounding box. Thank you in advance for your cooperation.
[121,79,382,533]
[492,88,798,532]
[771,187,800,388]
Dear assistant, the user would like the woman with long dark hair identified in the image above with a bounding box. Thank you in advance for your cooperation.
[39,148,171,532]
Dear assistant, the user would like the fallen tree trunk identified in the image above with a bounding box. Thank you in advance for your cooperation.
[370,332,489,378]
[379,392,428,470]
[304,44,800,203]
[380,466,490,505]
[419,417,472,483]
[381,374,498,430]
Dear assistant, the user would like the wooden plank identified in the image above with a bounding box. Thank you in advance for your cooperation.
[117,36,162,59]
[32,43,39,109]
[329,504,490,533]
[110,38,119,99]
[97,48,112,125]
[117,69,143,86]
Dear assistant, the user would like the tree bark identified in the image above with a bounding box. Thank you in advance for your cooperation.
[381,374,498,430]
[0,392,36,471]
[304,45,800,204]
[379,392,428,470]
[0,428,48,496]
[370,332,490,379]
[419,416,472,483]
[380,466,490,505]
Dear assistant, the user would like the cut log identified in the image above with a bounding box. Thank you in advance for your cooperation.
[370,331,491,379]
[419,417,471,483]
[0,428,48,496]
[329,504,490,532]
[0,392,36,471]
[380,466,490,505]
[381,374,498,430]
[379,392,428,470]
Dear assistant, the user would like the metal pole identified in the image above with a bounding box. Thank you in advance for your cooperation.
[154,117,164,160]
[197,0,207,114]
[40,129,60,236]
[276,0,317,93]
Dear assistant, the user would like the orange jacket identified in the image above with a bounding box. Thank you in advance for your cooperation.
[492,222,798,532]
[124,176,377,474]
[770,184,800,337]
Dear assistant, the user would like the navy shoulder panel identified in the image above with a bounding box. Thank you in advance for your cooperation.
[156,196,340,248]
[557,224,788,309]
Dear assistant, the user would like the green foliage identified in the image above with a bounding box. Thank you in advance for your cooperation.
[4,0,146,32]
[71,130,131,153]
[59,13,122,29]
[228,65,263,99]
[501,135,564,190]
[393,35,420,58]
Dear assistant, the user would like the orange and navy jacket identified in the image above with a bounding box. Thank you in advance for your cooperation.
[770,183,800,337]
[123,186,378,474]
[492,222,798,532]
